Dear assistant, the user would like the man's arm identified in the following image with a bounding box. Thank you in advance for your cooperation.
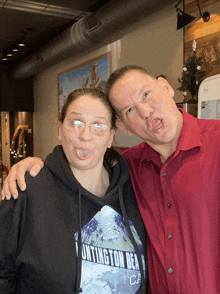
[1,157,44,200]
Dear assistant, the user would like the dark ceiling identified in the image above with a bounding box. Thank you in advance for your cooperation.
[0,0,112,65]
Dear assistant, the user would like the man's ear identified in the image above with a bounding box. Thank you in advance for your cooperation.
[157,77,174,98]
[116,118,134,136]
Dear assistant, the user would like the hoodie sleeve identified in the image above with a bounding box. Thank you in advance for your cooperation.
[0,192,27,293]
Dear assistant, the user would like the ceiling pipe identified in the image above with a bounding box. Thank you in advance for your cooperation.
[11,0,176,80]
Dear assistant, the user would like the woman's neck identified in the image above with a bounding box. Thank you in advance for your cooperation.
[71,163,109,198]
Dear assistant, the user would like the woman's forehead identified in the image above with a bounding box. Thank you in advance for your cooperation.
[66,95,111,119]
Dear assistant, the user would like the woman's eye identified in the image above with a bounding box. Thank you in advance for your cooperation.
[93,123,102,128]
[72,120,84,128]
[73,120,82,125]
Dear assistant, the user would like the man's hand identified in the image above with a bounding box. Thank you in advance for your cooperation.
[1,157,44,200]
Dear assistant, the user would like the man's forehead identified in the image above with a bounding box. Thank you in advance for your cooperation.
[110,71,154,96]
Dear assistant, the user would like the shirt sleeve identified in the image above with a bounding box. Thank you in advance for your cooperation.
[0,193,26,293]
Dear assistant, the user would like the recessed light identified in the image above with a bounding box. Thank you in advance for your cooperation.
[18,43,25,47]
[7,53,13,57]
[2,57,8,61]
[12,48,19,52]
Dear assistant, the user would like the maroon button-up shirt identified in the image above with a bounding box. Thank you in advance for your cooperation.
[122,110,220,294]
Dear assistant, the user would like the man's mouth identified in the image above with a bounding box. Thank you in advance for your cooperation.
[150,118,163,131]
[75,148,92,160]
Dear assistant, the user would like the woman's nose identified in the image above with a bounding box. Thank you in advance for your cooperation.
[79,125,92,140]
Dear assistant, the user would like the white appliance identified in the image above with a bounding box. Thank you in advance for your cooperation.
[198,74,220,119]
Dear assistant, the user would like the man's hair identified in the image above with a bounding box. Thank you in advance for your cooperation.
[105,65,152,98]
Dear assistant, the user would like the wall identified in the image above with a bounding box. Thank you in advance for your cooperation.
[33,3,183,158]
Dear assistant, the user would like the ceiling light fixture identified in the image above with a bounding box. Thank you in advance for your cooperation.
[12,48,19,52]
[18,43,25,47]
[7,53,13,57]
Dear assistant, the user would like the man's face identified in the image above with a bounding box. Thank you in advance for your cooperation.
[109,70,183,149]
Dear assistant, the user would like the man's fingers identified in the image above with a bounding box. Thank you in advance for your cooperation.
[1,178,13,200]
[1,157,44,200]
[16,173,26,192]
[29,162,44,177]
[6,175,19,199]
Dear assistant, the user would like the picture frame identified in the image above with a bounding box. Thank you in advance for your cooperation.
[58,52,112,116]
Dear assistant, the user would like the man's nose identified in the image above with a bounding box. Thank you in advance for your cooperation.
[137,104,153,120]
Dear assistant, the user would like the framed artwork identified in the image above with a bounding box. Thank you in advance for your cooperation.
[58,52,112,116]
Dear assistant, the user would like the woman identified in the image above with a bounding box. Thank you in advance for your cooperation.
[0,88,147,294]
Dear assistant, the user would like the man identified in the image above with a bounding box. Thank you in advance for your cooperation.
[2,65,220,293]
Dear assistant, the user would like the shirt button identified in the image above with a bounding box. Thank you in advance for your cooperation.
[162,173,167,176]
[168,234,172,239]
[167,203,171,208]
[168,268,173,273]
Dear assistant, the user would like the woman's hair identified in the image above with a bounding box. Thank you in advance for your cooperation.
[59,88,121,166]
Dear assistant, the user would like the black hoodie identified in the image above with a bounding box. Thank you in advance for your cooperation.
[0,145,147,294]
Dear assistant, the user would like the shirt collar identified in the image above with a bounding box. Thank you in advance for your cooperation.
[176,109,202,151]
[139,109,202,166]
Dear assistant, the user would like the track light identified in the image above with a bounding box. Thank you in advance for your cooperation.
[196,0,210,22]
[175,0,210,30]
[175,0,195,30]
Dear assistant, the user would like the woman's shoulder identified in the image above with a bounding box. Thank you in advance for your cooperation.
[24,166,56,200]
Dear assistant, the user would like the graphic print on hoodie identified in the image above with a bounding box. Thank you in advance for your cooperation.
[75,205,146,294]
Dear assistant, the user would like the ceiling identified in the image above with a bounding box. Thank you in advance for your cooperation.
[0,0,112,65]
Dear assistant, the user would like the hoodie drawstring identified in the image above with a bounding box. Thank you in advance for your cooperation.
[118,187,145,292]
[75,187,83,293]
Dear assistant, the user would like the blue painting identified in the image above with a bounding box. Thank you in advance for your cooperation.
[58,53,111,114]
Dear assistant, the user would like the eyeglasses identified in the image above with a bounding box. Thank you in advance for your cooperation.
[64,119,109,135]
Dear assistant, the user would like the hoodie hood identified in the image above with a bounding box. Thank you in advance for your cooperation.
[45,145,131,199]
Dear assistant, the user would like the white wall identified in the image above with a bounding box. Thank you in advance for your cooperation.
[33,3,183,158]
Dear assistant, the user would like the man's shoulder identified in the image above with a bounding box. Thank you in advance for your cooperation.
[197,118,220,135]
[121,142,146,163]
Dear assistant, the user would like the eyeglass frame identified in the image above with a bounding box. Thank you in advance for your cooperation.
[63,119,110,136]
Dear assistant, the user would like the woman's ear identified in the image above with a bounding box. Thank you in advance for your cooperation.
[157,77,175,98]
[116,119,134,136]
[107,129,116,148]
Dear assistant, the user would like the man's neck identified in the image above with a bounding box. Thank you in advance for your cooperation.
[148,111,183,164]
[152,142,178,164]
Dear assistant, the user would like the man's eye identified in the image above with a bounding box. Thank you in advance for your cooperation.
[125,108,133,115]
[143,92,149,99]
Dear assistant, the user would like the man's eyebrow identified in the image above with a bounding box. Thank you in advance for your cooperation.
[118,85,149,113]
[119,104,132,113]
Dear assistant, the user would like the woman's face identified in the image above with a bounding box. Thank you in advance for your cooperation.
[58,94,115,172]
